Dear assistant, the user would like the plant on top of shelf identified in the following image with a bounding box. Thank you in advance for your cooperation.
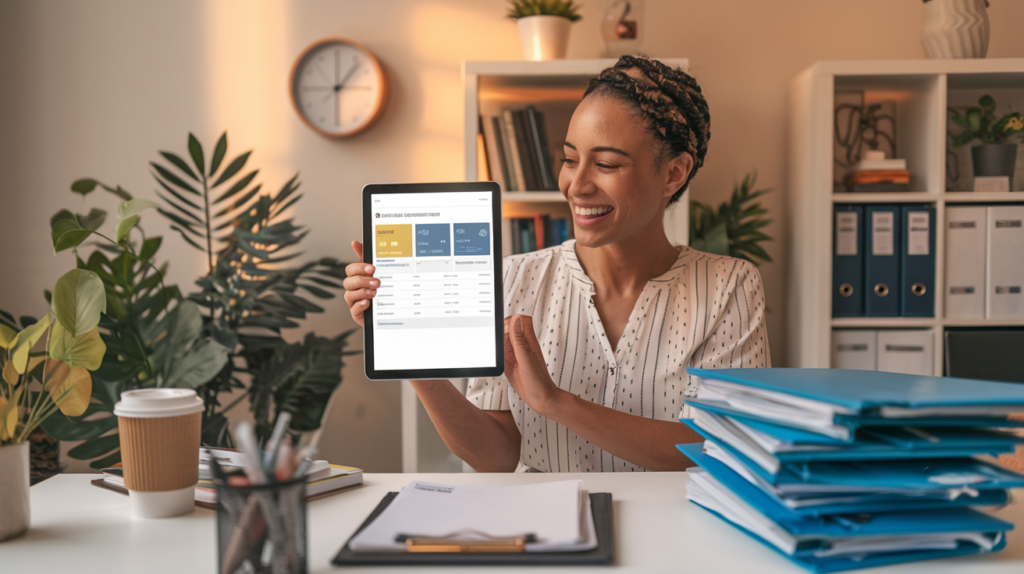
[506,0,583,21]
[949,94,1024,147]
[507,0,582,61]
[689,171,773,267]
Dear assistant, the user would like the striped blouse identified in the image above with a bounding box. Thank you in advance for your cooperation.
[465,240,770,472]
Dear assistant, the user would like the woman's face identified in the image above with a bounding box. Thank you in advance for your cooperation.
[559,94,690,249]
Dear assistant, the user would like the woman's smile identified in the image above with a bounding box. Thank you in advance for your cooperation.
[573,204,615,225]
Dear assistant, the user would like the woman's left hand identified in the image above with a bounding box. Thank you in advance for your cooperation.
[504,314,565,418]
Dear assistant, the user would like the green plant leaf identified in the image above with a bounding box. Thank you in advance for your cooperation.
[79,208,107,231]
[51,218,92,253]
[188,133,205,176]
[210,132,228,176]
[979,94,996,112]
[159,151,199,181]
[71,178,99,196]
[967,108,983,133]
[115,198,159,243]
[211,151,252,187]
[11,314,52,373]
[214,170,259,204]
[0,324,17,350]
[49,323,106,370]
[162,339,229,389]
[67,432,120,460]
[52,269,107,337]
[43,359,92,417]
[88,450,123,470]
[151,163,200,195]
[40,404,116,441]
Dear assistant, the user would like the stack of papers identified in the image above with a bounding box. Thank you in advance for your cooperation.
[348,480,597,553]
[679,367,1024,572]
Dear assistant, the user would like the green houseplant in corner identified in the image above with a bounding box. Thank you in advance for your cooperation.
[949,94,1024,187]
[507,0,582,61]
[0,268,106,541]
[689,171,773,266]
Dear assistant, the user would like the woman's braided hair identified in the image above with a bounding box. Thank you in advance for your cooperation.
[583,55,710,205]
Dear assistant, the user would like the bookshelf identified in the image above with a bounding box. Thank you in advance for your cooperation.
[401,59,692,472]
[787,59,1024,375]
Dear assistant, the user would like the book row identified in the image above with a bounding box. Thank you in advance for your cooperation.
[501,215,573,257]
[478,106,558,192]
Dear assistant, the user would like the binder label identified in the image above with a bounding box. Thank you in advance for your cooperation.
[995,220,1023,228]
[907,212,930,256]
[835,212,858,256]
[871,212,894,256]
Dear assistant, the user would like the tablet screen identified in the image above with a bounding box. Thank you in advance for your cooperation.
[364,184,503,378]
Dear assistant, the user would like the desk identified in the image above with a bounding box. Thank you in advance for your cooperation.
[6,473,1024,573]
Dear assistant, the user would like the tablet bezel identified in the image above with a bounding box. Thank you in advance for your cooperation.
[362,181,504,381]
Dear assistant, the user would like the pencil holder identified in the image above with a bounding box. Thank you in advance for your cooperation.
[217,478,307,574]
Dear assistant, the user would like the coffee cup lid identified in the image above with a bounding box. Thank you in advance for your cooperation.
[113,389,204,418]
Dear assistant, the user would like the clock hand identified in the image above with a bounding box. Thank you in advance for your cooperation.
[337,61,360,89]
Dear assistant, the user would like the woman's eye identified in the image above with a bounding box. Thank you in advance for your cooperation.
[597,163,619,169]
[560,158,578,166]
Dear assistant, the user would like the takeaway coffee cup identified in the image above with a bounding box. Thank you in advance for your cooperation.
[113,389,203,518]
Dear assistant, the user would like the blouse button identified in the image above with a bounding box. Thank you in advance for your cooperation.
[609,367,616,376]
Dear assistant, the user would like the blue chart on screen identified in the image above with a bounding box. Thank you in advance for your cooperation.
[415,223,451,257]
[454,223,491,256]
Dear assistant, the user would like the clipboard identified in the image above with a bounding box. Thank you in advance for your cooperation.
[332,492,615,566]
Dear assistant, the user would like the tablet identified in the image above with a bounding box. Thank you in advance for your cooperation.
[362,182,504,380]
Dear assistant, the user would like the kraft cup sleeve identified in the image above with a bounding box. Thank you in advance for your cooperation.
[118,411,201,492]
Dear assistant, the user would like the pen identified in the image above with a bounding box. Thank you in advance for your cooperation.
[264,412,292,475]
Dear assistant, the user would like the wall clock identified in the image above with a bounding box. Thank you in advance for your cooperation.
[289,38,388,138]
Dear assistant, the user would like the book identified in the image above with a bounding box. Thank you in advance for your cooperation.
[512,109,540,190]
[526,106,557,190]
[844,182,910,192]
[854,158,907,171]
[494,116,517,191]
[93,457,363,509]
[476,117,490,181]
[482,116,508,191]
[847,170,909,185]
[501,110,526,192]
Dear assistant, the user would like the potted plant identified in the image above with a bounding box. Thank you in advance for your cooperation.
[0,268,106,541]
[507,0,582,61]
[949,94,1024,187]
[32,133,353,471]
[689,172,773,266]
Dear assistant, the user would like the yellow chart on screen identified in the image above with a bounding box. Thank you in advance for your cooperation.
[375,225,412,257]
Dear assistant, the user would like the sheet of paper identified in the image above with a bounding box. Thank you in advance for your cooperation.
[348,480,589,552]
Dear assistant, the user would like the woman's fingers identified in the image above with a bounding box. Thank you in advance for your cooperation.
[342,273,379,292]
[351,240,364,261]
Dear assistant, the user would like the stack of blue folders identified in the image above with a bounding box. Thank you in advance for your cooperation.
[677,367,1024,573]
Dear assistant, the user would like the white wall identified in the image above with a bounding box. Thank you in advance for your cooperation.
[3,0,1024,472]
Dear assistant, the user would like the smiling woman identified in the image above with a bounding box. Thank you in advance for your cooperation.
[344,56,770,473]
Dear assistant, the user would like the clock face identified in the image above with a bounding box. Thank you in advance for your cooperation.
[290,39,387,137]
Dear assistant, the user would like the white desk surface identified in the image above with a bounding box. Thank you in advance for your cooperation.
[5,472,1024,573]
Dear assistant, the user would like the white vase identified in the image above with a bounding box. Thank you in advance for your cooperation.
[0,441,30,542]
[516,15,572,61]
[922,0,989,59]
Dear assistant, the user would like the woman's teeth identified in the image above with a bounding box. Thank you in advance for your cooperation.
[575,206,612,216]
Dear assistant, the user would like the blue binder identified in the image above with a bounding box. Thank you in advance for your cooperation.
[683,421,1024,489]
[832,205,864,317]
[685,408,1023,463]
[864,205,901,316]
[900,205,936,316]
[676,443,1011,517]
[679,445,1011,573]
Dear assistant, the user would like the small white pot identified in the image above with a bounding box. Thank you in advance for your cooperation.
[0,441,30,542]
[517,15,573,61]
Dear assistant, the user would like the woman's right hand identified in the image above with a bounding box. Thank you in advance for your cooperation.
[343,240,378,327]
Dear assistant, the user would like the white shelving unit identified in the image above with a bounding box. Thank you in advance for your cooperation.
[402,58,691,472]
[787,59,1024,374]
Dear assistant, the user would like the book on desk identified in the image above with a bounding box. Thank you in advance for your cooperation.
[91,447,363,509]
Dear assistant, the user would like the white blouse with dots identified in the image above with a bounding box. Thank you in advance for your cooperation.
[465,240,770,472]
